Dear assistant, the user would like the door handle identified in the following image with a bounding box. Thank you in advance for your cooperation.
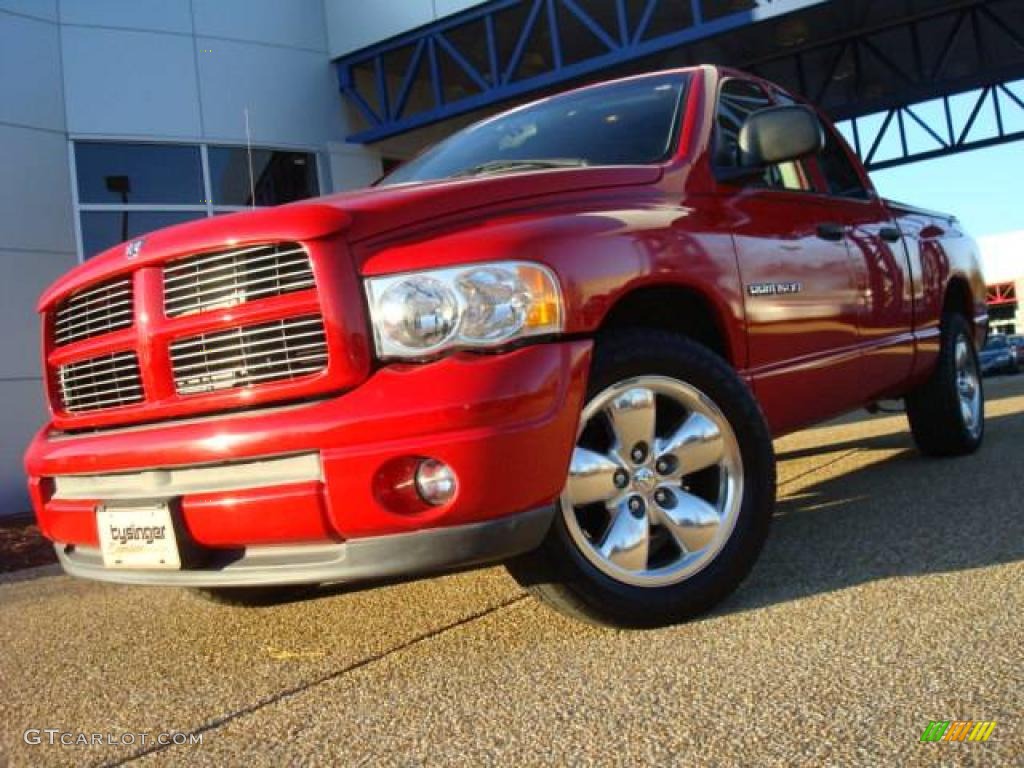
[816,222,845,241]
[879,226,902,243]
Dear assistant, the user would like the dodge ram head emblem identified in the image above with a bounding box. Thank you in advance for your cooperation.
[125,239,144,259]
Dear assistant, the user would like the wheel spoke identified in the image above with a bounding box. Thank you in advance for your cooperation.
[561,375,746,588]
[654,486,721,554]
[606,387,657,459]
[567,447,622,506]
[599,502,650,571]
[656,412,724,476]
[960,399,974,429]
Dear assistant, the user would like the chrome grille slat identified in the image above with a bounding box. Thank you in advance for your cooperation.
[61,280,132,304]
[165,278,315,316]
[169,326,325,357]
[170,315,328,395]
[163,248,308,284]
[163,242,314,318]
[176,352,327,378]
[172,341,328,372]
[57,351,144,413]
[55,308,134,328]
[164,244,305,273]
[54,277,133,346]
[54,290,132,317]
[54,310,134,333]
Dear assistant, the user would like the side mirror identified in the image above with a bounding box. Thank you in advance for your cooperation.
[738,105,824,168]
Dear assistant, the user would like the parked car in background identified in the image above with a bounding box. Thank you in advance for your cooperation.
[980,335,1019,376]
[25,65,989,628]
[1009,335,1024,366]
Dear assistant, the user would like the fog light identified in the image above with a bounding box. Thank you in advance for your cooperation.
[414,459,456,506]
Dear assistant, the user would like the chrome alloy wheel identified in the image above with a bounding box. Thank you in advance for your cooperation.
[955,336,982,439]
[562,376,744,588]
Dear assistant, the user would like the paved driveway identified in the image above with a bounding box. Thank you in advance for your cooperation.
[2,376,1022,767]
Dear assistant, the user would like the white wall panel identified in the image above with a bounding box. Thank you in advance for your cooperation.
[0,379,46,514]
[0,12,64,131]
[193,0,327,51]
[0,125,75,254]
[62,26,201,137]
[197,38,343,146]
[327,142,382,192]
[324,0,433,58]
[59,0,192,34]
[434,0,489,19]
[0,1,56,21]
[0,249,76,380]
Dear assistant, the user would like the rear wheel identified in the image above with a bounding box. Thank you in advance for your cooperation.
[506,329,775,628]
[905,313,984,457]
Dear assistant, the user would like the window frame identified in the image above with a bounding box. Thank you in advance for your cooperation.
[711,77,880,205]
[812,119,875,202]
[69,137,325,262]
[711,77,817,195]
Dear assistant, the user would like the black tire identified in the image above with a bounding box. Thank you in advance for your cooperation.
[905,313,984,457]
[190,585,315,606]
[506,328,775,628]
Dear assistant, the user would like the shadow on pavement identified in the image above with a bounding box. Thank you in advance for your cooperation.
[723,405,1024,616]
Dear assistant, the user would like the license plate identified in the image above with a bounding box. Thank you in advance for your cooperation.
[97,503,181,569]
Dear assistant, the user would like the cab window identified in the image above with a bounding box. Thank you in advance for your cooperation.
[714,79,812,192]
[817,127,871,199]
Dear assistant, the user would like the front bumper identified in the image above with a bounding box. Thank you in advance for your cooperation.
[55,506,554,587]
[26,340,591,585]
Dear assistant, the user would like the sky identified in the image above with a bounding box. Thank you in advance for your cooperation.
[872,142,1023,284]
[836,81,1023,283]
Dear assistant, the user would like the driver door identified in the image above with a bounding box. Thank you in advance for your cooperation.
[714,79,864,434]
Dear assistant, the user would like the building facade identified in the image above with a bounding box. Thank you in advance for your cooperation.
[0,0,478,513]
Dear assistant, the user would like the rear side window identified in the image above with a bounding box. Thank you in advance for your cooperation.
[714,79,812,192]
[818,129,871,199]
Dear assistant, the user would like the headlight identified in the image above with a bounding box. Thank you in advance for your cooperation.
[365,261,563,359]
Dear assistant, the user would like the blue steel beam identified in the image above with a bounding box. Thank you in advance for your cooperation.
[839,79,1024,172]
[335,0,830,143]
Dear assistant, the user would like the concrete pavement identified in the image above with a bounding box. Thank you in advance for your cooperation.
[1,376,1022,767]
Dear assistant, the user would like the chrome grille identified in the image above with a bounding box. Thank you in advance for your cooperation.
[163,243,314,318]
[54,277,133,346]
[57,351,144,413]
[170,316,328,395]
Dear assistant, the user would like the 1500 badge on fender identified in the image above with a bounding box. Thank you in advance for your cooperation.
[747,281,802,296]
[25,65,987,627]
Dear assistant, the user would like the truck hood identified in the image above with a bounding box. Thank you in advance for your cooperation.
[319,164,661,243]
[39,165,660,310]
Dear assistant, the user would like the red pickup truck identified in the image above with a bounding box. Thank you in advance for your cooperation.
[26,66,987,627]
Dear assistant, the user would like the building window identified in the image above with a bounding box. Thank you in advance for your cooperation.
[207,147,318,207]
[72,141,320,259]
[76,143,204,205]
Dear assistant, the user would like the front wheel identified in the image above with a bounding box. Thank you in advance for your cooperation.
[506,329,775,628]
[905,313,984,457]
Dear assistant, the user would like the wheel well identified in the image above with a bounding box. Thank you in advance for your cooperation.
[598,286,731,363]
[943,278,974,328]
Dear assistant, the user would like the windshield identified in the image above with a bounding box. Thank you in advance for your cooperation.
[379,74,688,186]
[985,336,1008,350]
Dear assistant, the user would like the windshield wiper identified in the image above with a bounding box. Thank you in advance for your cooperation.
[449,158,589,178]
